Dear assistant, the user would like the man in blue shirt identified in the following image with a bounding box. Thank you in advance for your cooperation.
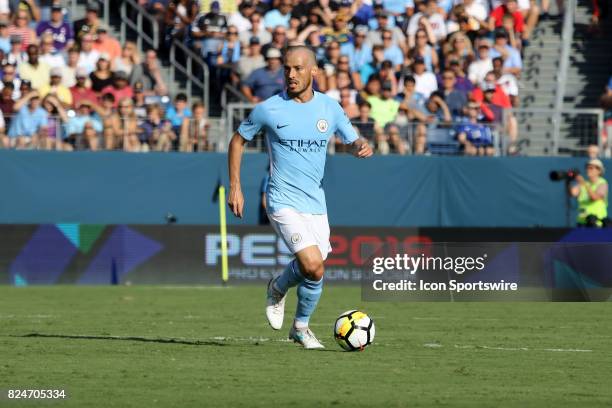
[228,45,373,349]
[241,48,284,103]
[8,91,48,147]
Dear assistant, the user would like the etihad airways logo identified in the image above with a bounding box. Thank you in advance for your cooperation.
[279,139,327,152]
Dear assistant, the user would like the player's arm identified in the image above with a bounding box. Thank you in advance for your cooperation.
[228,106,265,217]
[350,137,373,158]
[228,132,248,218]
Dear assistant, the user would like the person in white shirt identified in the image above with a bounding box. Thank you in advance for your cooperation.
[406,0,447,48]
[76,34,100,74]
[39,33,66,69]
[468,39,493,85]
[412,57,437,98]
[239,11,271,48]
[228,1,255,34]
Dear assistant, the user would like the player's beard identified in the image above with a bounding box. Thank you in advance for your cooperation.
[288,75,312,98]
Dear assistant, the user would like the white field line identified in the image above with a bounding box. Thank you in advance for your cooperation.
[423,343,593,353]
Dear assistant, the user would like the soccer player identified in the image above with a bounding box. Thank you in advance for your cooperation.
[227,45,373,349]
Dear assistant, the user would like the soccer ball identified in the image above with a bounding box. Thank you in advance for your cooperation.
[333,310,375,351]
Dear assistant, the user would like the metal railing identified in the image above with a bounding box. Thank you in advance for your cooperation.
[551,0,577,150]
[169,39,210,118]
[119,0,159,50]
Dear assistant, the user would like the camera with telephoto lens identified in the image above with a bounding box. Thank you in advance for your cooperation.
[549,168,580,182]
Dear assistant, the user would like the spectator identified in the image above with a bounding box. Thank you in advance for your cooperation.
[479,82,505,125]
[36,4,73,52]
[109,96,140,151]
[351,101,377,141]
[446,59,473,94]
[380,28,403,71]
[456,101,495,156]
[0,63,21,100]
[412,57,437,98]
[600,77,612,124]
[7,90,48,148]
[410,28,438,73]
[0,81,14,123]
[0,19,9,54]
[489,28,522,77]
[74,2,102,45]
[62,46,80,88]
[215,25,241,67]
[101,71,134,108]
[39,94,70,150]
[443,31,474,70]
[92,26,121,62]
[341,25,372,75]
[423,91,452,124]
[6,35,25,66]
[228,1,255,34]
[65,100,103,150]
[321,11,352,46]
[264,0,292,30]
[439,69,468,118]
[489,0,525,40]
[139,103,176,152]
[397,74,427,112]
[180,101,209,152]
[16,0,41,22]
[339,87,359,118]
[406,0,446,47]
[462,0,488,25]
[359,44,385,85]
[239,11,270,48]
[492,57,519,107]
[191,0,227,64]
[235,36,265,80]
[468,38,493,85]
[132,82,147,120]
[165,92,192,135]
[367,11,406,50]
[39,67,72,108]
[77,33,101,74]
[8,10,36,52]
[129,49,168,97]
[367,81,400,129]
[70,67,97,108]
[89,54,113,93]
[113,41,140,76]
[18,44,50,90]
[241,47,284,103]
[39,32,65,69]
[261,25,288,57]
[587,144,600,160]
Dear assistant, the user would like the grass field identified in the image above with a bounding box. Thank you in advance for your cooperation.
[1,285,611,407]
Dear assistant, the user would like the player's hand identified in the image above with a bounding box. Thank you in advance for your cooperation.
[354,141,373,158]
[227,186,245,218]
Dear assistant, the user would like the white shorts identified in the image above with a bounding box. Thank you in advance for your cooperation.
[267,208,332,260]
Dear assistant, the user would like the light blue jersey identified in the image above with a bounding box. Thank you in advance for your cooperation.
[238,91,358,215]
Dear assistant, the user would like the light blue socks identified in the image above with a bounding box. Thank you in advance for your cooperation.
[273,258,324,326]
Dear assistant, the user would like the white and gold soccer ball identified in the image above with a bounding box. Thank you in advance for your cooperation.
[333,310,375,351]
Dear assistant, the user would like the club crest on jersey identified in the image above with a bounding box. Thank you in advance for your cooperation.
[316,119,328,133]
[291,233,302,244]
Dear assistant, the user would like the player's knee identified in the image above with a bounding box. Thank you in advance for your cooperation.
[299,258,324,281]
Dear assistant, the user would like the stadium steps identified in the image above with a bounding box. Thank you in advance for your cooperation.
[558,0,612,154]
[518,18,564,156]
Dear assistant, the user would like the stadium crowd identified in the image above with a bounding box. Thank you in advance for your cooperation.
[156,0,542,155]
[0,1,210,152]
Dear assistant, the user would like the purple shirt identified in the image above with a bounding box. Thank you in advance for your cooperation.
[36,21,73,51]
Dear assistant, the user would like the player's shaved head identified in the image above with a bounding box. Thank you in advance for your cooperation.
[284,45,317,67]
[283,45,318,101]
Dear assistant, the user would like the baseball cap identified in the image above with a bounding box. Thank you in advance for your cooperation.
[587,159,605,174]
[482,82,496,92]
[354,25,368,35]
[249,36,260,45]
[86,2,100,12]
[413,56,425,65]
[266,47,282,59]
[494,27,509,38]
[51,5,63,12]
[211,1,220,11]
[50,67,62,77]
[10,35,21,44]
[76,67,88,78]
[381,81,393,91]
[96,25,108,33]
[478,38,491,48]
[98,52,110,61]
[114,70,129,80]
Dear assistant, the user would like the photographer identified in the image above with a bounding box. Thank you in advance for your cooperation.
[569,159,609,227]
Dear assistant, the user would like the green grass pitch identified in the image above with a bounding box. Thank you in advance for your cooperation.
[1,285,611,407]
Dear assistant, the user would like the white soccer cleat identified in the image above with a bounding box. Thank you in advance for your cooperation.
[266,277,286,330]
[289,325,325,349]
